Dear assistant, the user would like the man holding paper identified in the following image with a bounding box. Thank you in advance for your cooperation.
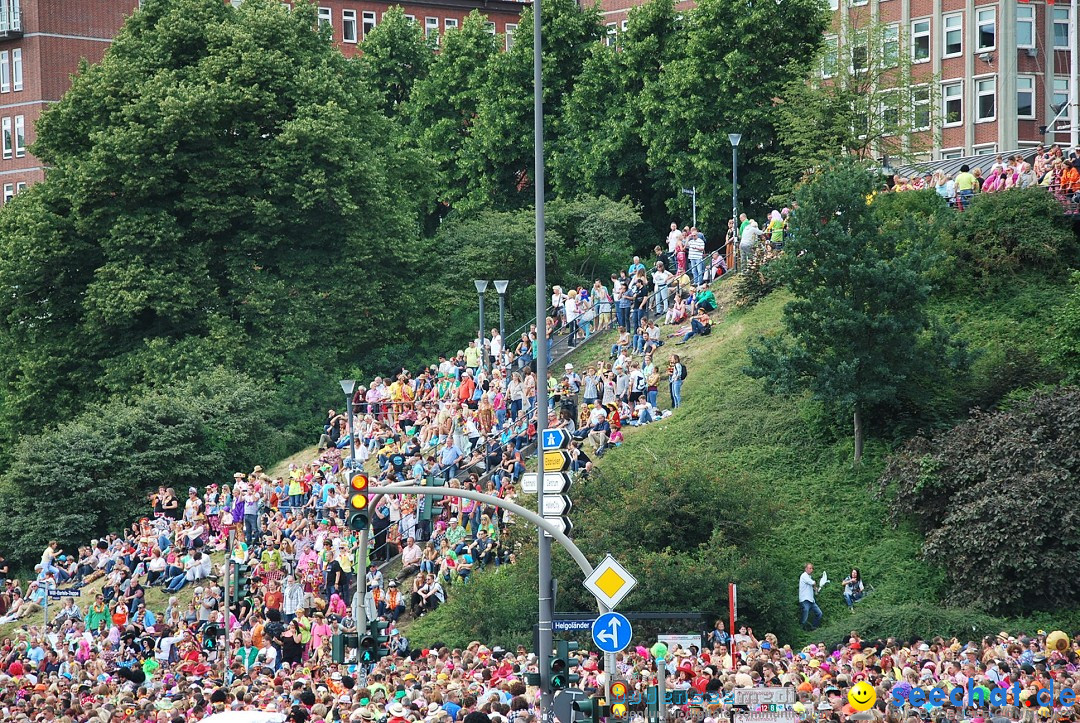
[799,562,824,630]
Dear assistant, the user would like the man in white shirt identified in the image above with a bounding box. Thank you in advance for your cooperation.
[666,222,683,254]
[688,230,706,285]
[799,563,822,630]
[652,263,673,315]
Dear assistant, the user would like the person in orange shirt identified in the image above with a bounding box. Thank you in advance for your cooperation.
[263,580,283,614]
[457,371,476,407]
[1061,160,1080,194]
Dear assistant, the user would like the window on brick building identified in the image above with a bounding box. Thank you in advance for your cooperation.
[1055,8,1070,49]
[883,24,899,67]
[911,19,930,63]
[484,21,496,35]
[363,12,376,38]
[1016,6,1034,49]
[1,117,10,160]
[822,36,838,78]
[975,77,995,122]
[425,17,439,42]
[12,48,20,92]
[2,184,12,204]
[913,86,931,130]
[1017,76,1035,119]
[505,23,517,51]
[943,13,962,58]
[976,8,995,51]
[318,7,332,36]
[0,51,9,94]
[342,10,357,43]
[942,80,962,126]
[14,114,23,157]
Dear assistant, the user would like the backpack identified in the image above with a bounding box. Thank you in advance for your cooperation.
[679,363,688,381]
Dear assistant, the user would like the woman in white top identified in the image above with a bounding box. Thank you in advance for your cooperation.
[564,289,580,347]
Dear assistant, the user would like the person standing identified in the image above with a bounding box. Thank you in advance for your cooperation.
[668,354,685,409]
[799,563,823,630]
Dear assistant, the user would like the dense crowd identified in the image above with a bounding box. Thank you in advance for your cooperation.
[0,220,747,722]
[884,146,1080,209]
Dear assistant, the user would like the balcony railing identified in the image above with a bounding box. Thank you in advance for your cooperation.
[0,0,22,39]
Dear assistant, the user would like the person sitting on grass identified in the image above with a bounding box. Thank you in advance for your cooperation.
[677,308,712,344]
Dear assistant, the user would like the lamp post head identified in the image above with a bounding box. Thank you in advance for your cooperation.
[493,280,509,295]
[729,133,742,147]
[340,379,356,396]
[474,279,490,294]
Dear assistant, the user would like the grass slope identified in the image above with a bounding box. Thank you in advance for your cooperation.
[407,272,1076,648]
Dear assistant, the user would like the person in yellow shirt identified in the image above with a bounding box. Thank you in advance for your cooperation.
[955,164,976,206]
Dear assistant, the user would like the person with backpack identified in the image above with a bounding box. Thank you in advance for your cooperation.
[677,308,712,344]
[628,361,647,404]
[668,354,686,409]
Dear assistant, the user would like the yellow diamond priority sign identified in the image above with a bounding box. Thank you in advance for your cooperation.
[584,554,637,610]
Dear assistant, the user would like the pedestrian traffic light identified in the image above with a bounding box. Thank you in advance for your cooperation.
[646,685,659,723]
[232,563,252,600]
[573,697,609,723]
[358,633,378,664]
[418,475,446,523]
[368,619,390,659]
[348,473,370,531]
[610,681,629,718]
[201,623,223,651]
[556,639,581,688]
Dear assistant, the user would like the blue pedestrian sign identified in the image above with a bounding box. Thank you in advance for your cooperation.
[591,612,632,653]
[542,429,569,451]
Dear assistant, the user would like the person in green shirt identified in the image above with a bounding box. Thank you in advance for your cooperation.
[695,287,717,313]
[955,164,976,206]
[445,517,466,553]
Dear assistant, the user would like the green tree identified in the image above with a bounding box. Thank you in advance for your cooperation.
[744,161,931,463]
[0,0,431,446]
[773,19,940,183]
[878,387,1080,613]
[360,6,435,117]
[552,0,680,224]
[406,12,499,207]
[638,0,827,225]
[457,0,602,212]
[0,369,286,567]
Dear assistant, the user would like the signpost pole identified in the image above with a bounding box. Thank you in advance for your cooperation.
[657,655,667,722]
[605,652,616,702]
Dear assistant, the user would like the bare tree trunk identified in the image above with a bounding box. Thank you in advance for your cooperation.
[853,408,863,465]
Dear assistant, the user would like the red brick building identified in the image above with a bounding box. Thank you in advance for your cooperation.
[0,0,527,203]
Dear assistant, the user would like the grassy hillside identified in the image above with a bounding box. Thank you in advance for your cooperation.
[408,270,1076,648]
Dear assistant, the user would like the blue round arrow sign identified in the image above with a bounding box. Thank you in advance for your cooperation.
[591,612,632,653]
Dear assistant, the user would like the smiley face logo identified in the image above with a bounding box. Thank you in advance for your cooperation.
[848,681,877,711]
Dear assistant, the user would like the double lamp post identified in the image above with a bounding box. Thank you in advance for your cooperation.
[473,279,509,374]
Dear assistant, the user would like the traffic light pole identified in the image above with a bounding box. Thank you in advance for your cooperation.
[355,527,368,632]
[223,528,233,678]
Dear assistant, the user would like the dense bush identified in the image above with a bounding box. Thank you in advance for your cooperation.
[877,387,1080,613]
[0,369,287,567]
[1053,272,1080,381]
[945,189,1078,279]
[733,249,781,308]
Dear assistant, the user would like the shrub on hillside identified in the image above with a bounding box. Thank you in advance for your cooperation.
[733,248,781,307]
[0,369,286,567]
[1053,271,1080,381]
[813,603,1004,648]
[945,188,1078,280]
[877,387,1080,613]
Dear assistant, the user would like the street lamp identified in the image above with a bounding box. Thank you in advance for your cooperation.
[680,187,697,228]
[729,133,742,271]
[493,280,509,347]
[474,279,489,373]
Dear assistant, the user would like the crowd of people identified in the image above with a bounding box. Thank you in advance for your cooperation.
[0,219,747,722]
[883,145,1080,209]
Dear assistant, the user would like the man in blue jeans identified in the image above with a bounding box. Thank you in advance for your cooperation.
[799,562,823,630]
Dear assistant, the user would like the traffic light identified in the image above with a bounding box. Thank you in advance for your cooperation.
[549,653,567,690]
[573,697,609,723]
[646,685,659,723]
[368,619,390,659]
[418,475,446,523]
[358,633,378,664]
[609,681,628,718]
[232,563,252,600]
[202,623,223,651]
[348,473,370,531]
[556,639,581,688]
